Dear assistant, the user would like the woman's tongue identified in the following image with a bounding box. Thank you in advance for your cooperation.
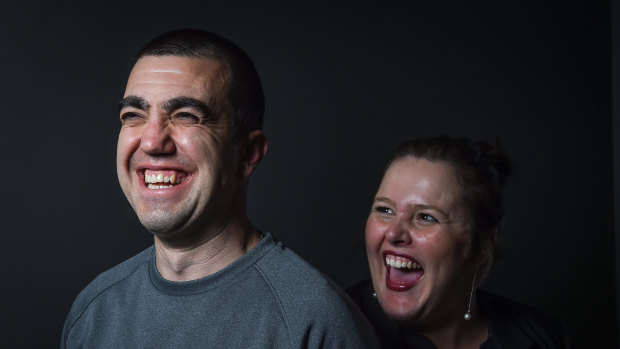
[388,266,424,287]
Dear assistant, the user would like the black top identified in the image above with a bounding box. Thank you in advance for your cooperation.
[347,279,571,349]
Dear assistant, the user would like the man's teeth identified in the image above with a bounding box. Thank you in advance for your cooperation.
[386,257,421,270]
[147,184,174,189]
[144,173,186,189]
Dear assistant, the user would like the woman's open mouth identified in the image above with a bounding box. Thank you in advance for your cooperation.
[384,252,424,292]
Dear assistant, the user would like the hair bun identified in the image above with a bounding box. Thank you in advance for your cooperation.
[475,138,512,190]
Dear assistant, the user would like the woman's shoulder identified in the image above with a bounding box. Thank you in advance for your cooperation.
[478,289,571,349]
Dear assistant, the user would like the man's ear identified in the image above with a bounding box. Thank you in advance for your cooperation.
[241,130,268,178]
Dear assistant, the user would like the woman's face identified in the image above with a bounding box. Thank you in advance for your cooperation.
[366,157,477,323]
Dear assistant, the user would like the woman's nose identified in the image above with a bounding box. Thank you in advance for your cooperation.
[385,218,412,245]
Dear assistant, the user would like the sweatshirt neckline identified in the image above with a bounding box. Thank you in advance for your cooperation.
[148,232,276,296]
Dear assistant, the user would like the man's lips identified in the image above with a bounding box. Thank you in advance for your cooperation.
[383,250,424,292]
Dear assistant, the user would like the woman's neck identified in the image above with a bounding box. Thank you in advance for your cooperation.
[411,305,488,349]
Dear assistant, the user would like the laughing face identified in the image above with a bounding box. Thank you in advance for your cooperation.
[117,55,242,241]
[366,157,477,324]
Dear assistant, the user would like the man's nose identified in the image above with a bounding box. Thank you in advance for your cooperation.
[385,217,412,246]
[140,117,176,155]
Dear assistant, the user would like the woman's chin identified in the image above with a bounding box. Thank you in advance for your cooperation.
[378,291,424,322]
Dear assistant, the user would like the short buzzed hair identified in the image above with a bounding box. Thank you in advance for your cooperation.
[137,29,264,138]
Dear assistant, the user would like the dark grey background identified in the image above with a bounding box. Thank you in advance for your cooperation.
[0,1,615,347]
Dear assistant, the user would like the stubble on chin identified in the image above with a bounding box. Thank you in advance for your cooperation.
[135,200,191,238]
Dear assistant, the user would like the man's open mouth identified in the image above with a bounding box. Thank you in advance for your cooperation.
[143,170,187,189]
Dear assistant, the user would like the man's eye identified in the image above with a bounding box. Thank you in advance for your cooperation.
[119,112,143,125]
[172,112,200,124]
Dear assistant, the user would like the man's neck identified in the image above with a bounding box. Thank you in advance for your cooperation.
[153,219,262,282]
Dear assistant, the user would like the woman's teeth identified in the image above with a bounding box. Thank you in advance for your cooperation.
[386,256,421,270]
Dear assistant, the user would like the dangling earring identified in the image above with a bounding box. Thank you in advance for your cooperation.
[372,291,377,299]
[464,265,478,321]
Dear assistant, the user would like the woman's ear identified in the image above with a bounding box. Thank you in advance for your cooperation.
[472,228,498,266]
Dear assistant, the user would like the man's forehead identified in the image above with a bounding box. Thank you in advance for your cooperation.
[132,55,226,73]
[124,55,230,102]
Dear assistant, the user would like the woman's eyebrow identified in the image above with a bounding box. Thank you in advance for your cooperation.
[409,203,450,218]
[374,197,395,205]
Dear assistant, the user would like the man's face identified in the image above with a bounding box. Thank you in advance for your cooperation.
[117,55,242,240]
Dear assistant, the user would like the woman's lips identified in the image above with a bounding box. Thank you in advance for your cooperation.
[383,251,424,292]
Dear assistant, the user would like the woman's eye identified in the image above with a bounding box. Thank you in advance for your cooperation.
[418,213,438,223]
[375,206,394,215]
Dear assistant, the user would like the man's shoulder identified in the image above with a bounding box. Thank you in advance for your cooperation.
[80,246,152,296]
[64,247,153,325]
[254,238,379,348]
[256,240,339,301]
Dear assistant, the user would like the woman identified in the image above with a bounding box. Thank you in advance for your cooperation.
[348,136,570,349]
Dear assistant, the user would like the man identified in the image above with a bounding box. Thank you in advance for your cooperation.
[61,29,376,348]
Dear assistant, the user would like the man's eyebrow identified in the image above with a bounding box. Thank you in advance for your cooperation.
[118,96,150,112]
[161,97,213,117]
